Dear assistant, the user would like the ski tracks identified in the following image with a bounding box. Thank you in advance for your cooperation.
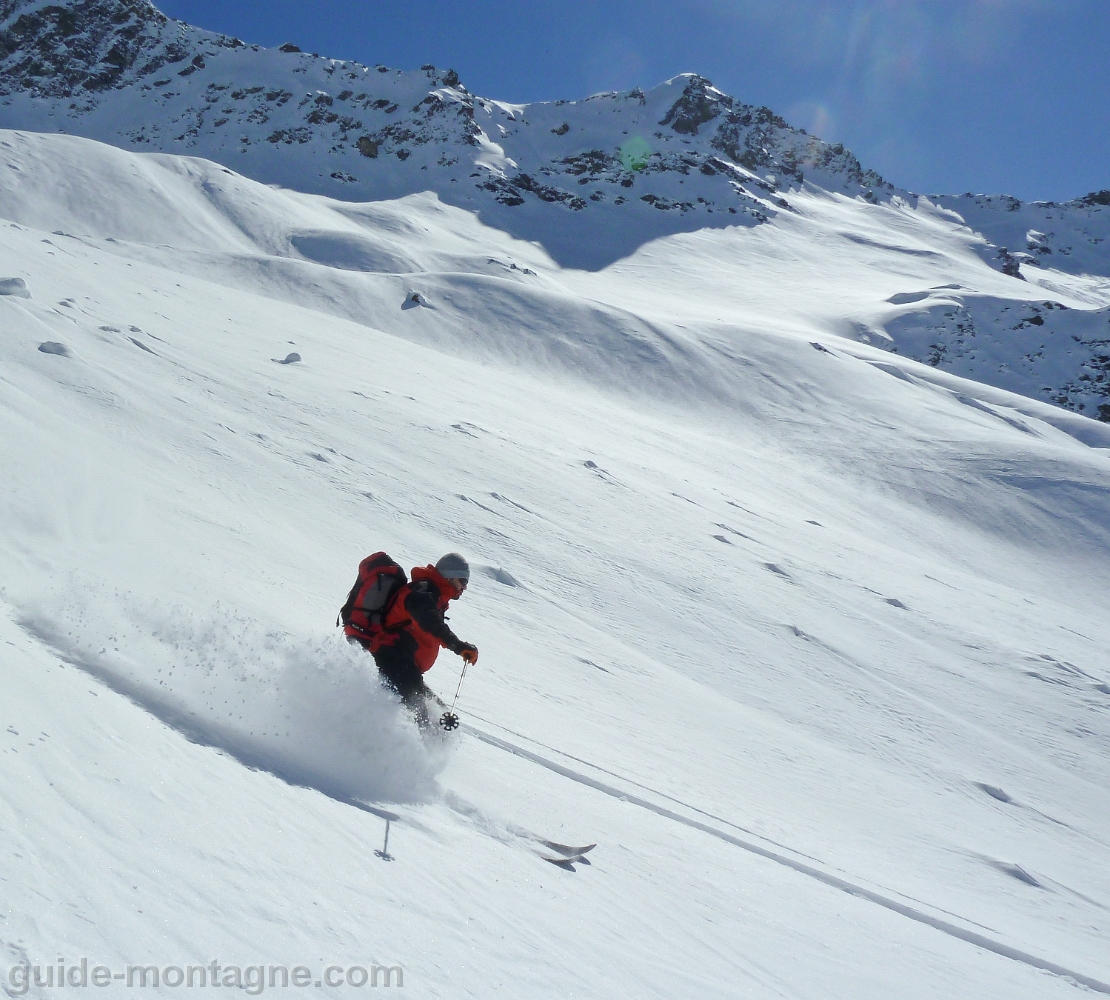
[460,721,1110,994]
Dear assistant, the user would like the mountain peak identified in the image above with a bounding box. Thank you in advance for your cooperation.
[0,0,897,268]
[657,73,734,135]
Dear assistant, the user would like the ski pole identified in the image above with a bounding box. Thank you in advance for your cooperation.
[439,660,468,730]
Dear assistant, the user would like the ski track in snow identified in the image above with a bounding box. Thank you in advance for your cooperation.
[461,723,1110,994]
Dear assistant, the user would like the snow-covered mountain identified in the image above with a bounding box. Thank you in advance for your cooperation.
[2,0,1109,421]
[0,0,889,227]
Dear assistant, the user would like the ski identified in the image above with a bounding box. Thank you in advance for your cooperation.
[539,840,596,857]
[538,851,593,868]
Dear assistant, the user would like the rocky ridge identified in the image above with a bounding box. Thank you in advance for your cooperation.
[0,0,889,232]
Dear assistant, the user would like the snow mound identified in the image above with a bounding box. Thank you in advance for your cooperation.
[0,275,29,296]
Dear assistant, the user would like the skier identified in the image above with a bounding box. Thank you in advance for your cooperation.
[346,552,478,725]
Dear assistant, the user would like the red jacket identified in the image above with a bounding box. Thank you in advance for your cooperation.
[380,565,465,672]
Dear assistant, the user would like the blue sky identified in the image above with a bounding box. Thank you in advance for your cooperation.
[157,0,1108,202]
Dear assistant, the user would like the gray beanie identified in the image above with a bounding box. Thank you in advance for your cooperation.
[435,552,470,581]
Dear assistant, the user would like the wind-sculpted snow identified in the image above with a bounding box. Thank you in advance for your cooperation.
[883,292,1110,421]
[20,595,448,803]
[2,128,1109,420]
[933,191,1110,280]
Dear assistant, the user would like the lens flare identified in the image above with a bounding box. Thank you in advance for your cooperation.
[619,136,652,171]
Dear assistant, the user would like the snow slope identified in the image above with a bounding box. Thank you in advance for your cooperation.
[2,129,1109,998]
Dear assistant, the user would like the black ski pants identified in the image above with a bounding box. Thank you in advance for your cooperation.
[352,632,438,727]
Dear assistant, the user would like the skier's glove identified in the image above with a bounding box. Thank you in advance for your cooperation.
[459,644,479,665]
